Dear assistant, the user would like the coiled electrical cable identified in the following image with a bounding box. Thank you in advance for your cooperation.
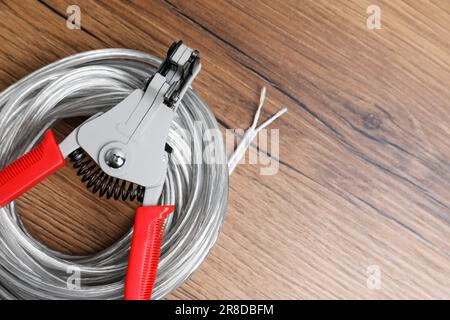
[0,49,229,299]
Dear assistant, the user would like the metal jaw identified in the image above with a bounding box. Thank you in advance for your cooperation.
[59,41,201,205]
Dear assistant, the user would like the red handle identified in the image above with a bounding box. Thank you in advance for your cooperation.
[0,130,65,207]
[125,205,175,300]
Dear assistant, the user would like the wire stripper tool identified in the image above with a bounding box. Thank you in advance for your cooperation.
[0,41,201,300]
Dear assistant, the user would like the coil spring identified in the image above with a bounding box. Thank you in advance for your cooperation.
[69,148,145,202]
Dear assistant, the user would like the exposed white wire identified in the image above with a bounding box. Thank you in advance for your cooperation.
[228,87,288,174]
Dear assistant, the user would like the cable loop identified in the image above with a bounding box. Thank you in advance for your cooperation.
[0,49,229,300]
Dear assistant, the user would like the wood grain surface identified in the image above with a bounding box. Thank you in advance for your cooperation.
[0,0,449,299]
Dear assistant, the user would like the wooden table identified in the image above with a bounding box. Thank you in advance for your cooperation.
[0,0,449,299]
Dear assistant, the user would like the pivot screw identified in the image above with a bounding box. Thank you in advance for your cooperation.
[105,148,126,169]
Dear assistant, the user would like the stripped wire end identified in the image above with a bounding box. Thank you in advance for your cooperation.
[228,87,288,174]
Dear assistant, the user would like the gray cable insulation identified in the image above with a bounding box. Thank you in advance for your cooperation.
[0,49,229,299]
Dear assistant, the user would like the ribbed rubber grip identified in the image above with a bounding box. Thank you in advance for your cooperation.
[125,205,175,300]
[0,130,65,207]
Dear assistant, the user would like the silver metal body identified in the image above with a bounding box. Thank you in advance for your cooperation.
[59,42,201,205]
